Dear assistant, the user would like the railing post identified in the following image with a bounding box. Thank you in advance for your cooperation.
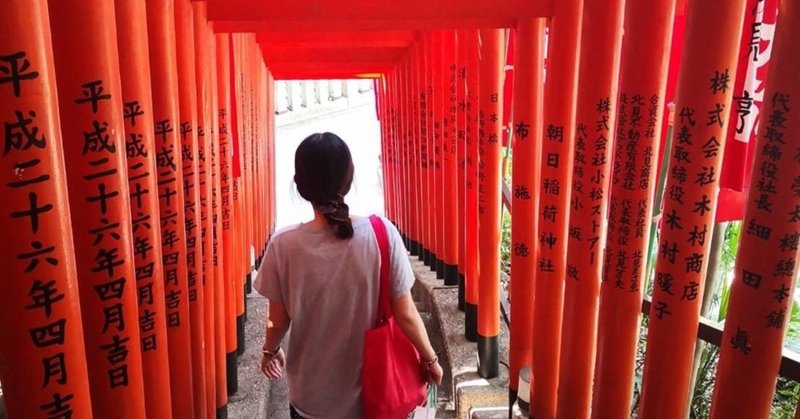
[0,2,93,417]
[710,0,800,415]
[508,18,545,406]
[477,28,505,379]
[639,0,748,416]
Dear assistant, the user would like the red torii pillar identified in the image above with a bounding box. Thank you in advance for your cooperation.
[377,77,390,223]
[145,0,195,414]
[425,34,438,270]
[558,0,625,416]
[456,30,469,310]
[464,30,481,342]
[230,34,247,359]
[591,0,676,417]
[432,32,445,278]
[442,31,460,286]
[531,0,583,416]
[174,0,208,415]
[710,1,800,416]
[209,28,230,417]
[410,41,424,260]
[406,57,420,259]
[396,63,409,246]
[436,32,448,280]
[242,37,256,305]
[639,0,747,416]
[0,2,93,417]
[216,33,239,396]
[508,18,545,404]
[192,2,217,418]
[116,0,174,416]
[419,36,434,269]
[477,28,504,379]
[49,0,147,416]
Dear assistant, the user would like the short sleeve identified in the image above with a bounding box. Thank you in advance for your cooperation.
[383,217,415,299]
[254,238,282,303]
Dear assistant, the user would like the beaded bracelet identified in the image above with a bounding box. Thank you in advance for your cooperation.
[423,354,439,368]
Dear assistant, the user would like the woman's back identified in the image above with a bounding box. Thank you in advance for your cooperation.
[255,215,414,419]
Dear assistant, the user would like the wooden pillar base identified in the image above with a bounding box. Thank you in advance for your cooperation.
[478,335,499,379]
[458,273,466,311]
[465,303,478,342]
[226,351,238,395]
[243,283,248,323]
[409,240,420,256]
[444,263,459,286]
[236,315,246,356]
[246,272,253,295]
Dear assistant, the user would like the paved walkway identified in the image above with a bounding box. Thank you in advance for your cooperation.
[228,290,269,419]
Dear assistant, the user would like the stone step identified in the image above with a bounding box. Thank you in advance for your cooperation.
[409,257,512,419]
[469,403,528,419]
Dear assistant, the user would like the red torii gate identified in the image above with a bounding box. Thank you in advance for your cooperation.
[207,2,799,418]
[209,0,548,407]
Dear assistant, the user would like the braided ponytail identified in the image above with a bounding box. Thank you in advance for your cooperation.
[295,133,355,240]
[313,194,353,239]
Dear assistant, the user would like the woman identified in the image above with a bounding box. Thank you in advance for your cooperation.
[255,132,443,419]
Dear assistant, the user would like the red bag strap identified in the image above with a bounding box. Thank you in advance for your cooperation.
[369,215,392,324]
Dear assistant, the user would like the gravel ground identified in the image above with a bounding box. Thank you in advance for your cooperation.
[228,289,269,419]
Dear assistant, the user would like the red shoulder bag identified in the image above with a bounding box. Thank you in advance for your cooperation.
[362,215,427,418]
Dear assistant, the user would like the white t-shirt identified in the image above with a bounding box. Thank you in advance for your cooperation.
[254,215,415,419]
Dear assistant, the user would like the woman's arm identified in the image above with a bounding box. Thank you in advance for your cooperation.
[264,300,290,352]
[261,300,290,379]
[391,293,443,384]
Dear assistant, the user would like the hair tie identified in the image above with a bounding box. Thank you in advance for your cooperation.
[314,194,346,216]
[314,199,339,215]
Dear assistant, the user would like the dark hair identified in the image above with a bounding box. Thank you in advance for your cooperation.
[294,132,355,239]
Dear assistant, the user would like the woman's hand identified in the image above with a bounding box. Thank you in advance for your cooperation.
[261,348,286,379]
[424,360,443,386]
